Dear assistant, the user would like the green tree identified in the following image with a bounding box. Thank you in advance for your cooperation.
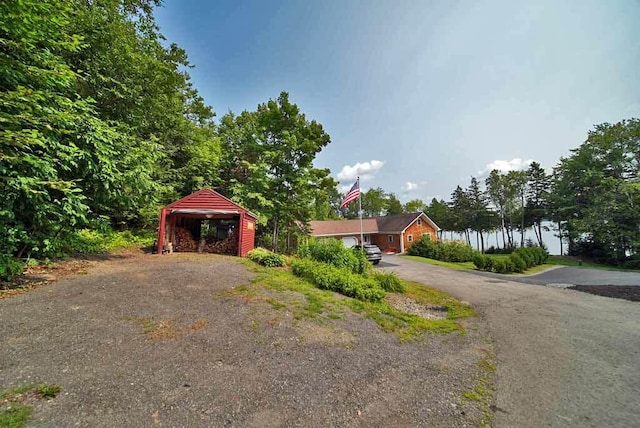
[404,199,426,213]
[526,161,551,246]
[218,92,332,252]
[552,119,640,262]
[385,193,404,215]
[0,0,158,257]
[450,186,472,245]
[425,198,450,239]
[466,177,490,252]
[360,187,387,217]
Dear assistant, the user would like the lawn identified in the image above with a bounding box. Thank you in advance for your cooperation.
[401,254,554,275]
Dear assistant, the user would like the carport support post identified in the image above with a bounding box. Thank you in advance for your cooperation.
[157,208,167,254]
[237,212,244,257]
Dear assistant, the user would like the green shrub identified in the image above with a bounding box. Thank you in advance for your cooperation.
[408,235,438,258]
[408,235,476,262]
[371,271,405,293]
[509,254,526,273]
[491,259,507,274]
[297,238,370,274]
[0,254,24,281]
[504,258,515,274]
[472,253,488,270]
[483,257,494,272]
[291,258,385,302]
[248,248,286,267]
[514,248,535,268]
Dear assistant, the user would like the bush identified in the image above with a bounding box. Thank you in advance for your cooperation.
[514,248,535,268]
[291,258,385,302]
[248,248,286,267]
[503,258,515,274]
[491,259,508,274]
[621,259,640,270]
[297,238,370,274]
[371,271,405,293]
[408,235,476,262]
[0,254,24,281]
[472,253,488,270]
[509,253,526,273]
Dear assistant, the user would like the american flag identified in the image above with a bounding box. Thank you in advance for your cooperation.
[340,180,360,208]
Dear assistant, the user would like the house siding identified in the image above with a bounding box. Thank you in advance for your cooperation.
[371,233,400,253]
[403,217,437,252]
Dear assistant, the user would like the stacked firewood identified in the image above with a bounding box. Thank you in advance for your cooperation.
[202,230,238,255]
[173,227,197,252]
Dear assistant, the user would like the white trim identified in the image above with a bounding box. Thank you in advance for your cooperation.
[400,232,405,253]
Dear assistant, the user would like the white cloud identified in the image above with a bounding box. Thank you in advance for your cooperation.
[401,181,418,192]
[478,158,534,175]
[337,160,385,182]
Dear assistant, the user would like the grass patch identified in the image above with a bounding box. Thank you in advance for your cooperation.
[461,354,496,428]
[0,384,61,428]
[0,403,31,428]
[401,255,475,271]
[230,261,475,341]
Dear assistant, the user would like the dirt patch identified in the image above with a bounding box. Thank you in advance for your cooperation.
[386,293,448,319]
[0,253,493,427]
[569,285,640,302]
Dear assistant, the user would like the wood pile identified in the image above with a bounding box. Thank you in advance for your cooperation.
[173,227,197,252]
[173,227,237,255]
[202,229,238,255]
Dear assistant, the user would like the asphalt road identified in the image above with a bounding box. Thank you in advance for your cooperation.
[380,255,640,428]
[502,266,640,287]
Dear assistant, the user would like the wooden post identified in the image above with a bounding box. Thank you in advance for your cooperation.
[157,208,167,254]
[237,212,245,257]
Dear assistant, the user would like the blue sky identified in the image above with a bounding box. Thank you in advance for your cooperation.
[155,0,640,202]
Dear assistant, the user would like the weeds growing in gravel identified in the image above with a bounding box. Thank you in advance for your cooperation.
[0,384,61,428]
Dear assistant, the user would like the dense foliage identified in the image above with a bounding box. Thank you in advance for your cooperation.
[297,238,370,275]
[407,236,476,263]
[473,246,548,274]
[291,258,386,302]
[247,248,286,267]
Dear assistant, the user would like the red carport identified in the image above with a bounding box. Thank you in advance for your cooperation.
[156,189,257,257]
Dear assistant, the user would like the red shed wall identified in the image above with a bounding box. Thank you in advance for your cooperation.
[240,216,256,256]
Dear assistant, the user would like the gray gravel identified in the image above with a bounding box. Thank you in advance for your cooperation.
[0,254,491,427]
[381,255,640,428]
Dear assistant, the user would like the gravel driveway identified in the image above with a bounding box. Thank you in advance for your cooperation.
[381,255,640,428]
[1,254,491,427]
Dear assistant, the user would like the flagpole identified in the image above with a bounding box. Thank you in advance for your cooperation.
[358,176,363,245]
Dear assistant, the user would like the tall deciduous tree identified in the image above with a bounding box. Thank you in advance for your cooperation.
[385,193,404,215]
[404,199,426,213]
[218,92,332,252]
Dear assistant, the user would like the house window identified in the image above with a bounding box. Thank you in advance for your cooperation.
[417,218,422,226]
[422,233,429,237]
[388,235,394,243]
[408,235,413,242]
[364,235,370,243]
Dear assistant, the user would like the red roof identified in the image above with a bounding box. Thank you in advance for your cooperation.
[308,212,439,236]
[164,188,257,218]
